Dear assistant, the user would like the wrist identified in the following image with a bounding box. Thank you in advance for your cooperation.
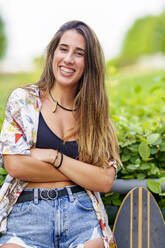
[52,150,63,169]
[50,150,58,164]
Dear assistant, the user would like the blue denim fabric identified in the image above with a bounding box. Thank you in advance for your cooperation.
[0,186,103,248]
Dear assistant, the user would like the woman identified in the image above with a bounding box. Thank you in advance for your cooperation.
[0,20,121,248]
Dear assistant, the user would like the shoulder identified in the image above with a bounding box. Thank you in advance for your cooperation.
[4,85,41,125]
[5,85,41,117]
[8,84,40,105]
[10,87,27,98]
[22,84,40,97]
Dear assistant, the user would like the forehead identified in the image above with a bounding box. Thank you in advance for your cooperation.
[59,29,85,49]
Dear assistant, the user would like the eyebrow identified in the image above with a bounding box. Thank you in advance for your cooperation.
[59,43,85,52]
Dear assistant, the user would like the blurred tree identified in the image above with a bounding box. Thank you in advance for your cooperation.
[121,13,165,60]
[107,10,165,68]
[0,15,7,60]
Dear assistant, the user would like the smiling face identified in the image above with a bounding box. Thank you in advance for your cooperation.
[52,29,85,89]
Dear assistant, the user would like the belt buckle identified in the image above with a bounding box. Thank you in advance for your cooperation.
[40,189,49,200]
[48,189,58,200]
[40,189,58,200]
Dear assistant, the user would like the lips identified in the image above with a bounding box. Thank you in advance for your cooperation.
[59,66,75,76]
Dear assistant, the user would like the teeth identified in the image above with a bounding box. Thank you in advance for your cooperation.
[60,67,74,73]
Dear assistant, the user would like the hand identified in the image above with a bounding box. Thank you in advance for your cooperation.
[30,148,57,164]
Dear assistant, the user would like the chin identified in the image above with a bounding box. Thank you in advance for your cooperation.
[55,76,78,87]
[58,80,78,88]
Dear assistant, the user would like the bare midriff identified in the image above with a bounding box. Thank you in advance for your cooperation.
[26,181,75,189]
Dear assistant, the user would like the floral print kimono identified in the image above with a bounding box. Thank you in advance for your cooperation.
[0,85,117,248]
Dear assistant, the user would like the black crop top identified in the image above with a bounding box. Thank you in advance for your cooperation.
[36,112,79,159]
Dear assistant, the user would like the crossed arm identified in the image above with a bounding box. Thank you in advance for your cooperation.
[2,89,116,192]
[3,148,116,193]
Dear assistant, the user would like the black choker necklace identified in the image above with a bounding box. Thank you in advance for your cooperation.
[49,91,76,113]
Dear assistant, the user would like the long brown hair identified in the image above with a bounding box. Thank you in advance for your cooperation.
[37,20,121,167]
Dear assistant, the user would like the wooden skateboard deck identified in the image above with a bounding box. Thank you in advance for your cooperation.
[113,187,165,248]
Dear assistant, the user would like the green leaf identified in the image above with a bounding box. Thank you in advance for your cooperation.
[102,197,112,205]
[111,193,120,199]
[136,173,146,180]
[121,153,131,162]
[160,171,165,176]
[158,177,165,185]
[160,143,165,151]
[130,156,140,164]
[122,175,135,179]
[147,179,161,194]
[138,142,150,159]
[128,144,139,152]
[138,163,150,170]
[0,167,7,175]
[159,193,165,196]
[153,137,162,145]
[104,192,113,198]
[159,153,165,162]
[147,133,160,145]
[147,167,160,176]
[112,198,122,206]
[150,147,158,154]
[142,157,154,162]
[126,164,140,171]
[137,135,147,143]
[120,169,129,175]
[0,175,5,186]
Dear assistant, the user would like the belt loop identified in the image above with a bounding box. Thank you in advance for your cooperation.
[66,187,74,202]
[34,188,39,204]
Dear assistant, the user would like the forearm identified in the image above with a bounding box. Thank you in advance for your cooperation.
[3,154,70,182]
[58,154,116,192]
[7,148,115,191]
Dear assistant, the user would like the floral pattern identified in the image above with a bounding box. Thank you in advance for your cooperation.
[0,85,116,247]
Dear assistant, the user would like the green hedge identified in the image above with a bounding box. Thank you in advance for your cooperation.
[0,70,165,211]
[102,70,165,211]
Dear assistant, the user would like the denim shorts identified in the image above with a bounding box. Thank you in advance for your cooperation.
[0,185,103,248]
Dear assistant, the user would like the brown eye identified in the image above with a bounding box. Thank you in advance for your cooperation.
[59,47,67,52]
[76,52,84,56]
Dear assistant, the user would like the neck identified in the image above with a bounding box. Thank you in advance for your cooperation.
[50,83,76,108]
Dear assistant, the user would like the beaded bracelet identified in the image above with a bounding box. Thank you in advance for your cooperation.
[54,152,63,169]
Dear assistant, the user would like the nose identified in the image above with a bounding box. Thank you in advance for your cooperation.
[63,52,74,65]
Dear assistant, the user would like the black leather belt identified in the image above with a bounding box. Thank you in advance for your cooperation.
[17,185,85,203]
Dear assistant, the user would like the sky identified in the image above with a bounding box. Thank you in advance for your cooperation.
[0,0,165,71]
